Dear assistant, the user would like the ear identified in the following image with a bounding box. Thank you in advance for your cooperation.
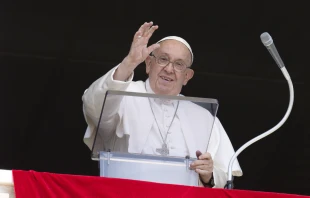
[145,56,152,74]
[183,69,194,86]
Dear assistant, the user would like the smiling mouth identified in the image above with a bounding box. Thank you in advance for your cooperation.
[160,76,173,82]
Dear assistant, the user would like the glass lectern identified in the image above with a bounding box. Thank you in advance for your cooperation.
[91,90,218,186]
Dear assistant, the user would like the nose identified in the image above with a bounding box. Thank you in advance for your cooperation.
[164,62,174,73]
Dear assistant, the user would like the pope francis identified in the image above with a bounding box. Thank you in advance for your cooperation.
[82,22,242,188]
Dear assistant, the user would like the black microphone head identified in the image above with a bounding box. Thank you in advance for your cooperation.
[260,32,273,46]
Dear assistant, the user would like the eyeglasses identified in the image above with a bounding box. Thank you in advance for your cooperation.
[150,54,190,72]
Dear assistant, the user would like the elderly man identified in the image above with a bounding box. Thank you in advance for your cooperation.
[82,22,242,188]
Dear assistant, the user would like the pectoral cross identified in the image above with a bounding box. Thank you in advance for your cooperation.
[156,143,169,156]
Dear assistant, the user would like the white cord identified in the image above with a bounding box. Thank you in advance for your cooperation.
[227,67,294,181]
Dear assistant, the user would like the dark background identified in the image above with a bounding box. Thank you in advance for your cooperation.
[0,0,308,195]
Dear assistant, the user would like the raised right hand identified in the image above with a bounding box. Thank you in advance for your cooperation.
[125,21,160,68]
[115,22,160,81]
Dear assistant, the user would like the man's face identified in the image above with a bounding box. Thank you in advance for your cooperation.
[145,40,194,95]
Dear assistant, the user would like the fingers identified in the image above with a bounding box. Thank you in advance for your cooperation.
[190,152,213,170]
[191,160,207,167]
[140,21,154,37]
[195,169,212,175]
[134,30,142,40]
[198,152,212,160]
[135,22,151,38]
[190,160,213,169]
[193,164,212,170]
[145,25,158,39]
[191,152,214,181]
[134,22,158,40]
[147,43,160,54]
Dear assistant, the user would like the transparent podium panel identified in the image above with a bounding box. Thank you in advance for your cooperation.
[91,90,218,186]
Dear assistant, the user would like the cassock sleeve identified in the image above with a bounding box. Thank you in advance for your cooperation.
[210,118,243,188]
[82,65,134,149]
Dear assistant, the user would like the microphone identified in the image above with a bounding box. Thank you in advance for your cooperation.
[260,32,285,68]
[224,32,294,189]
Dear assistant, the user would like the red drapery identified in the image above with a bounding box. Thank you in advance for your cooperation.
[12,170,308,198]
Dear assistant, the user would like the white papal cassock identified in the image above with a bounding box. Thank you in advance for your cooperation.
[82,65,243,188]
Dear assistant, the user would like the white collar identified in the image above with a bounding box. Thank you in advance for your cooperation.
[145,79,179,106]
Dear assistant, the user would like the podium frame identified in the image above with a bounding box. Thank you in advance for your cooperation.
[99,151,199,186]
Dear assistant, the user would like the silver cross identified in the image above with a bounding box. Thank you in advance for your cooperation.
[156,143,169,156]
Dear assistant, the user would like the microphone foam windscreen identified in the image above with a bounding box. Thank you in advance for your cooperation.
[260,32,273,46]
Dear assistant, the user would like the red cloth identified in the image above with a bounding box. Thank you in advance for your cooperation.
[13,170,308,198]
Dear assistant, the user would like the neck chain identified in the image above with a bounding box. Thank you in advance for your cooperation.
[145,83,180,147]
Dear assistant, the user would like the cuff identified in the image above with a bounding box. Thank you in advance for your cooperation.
[110,65,134,83]
[198,174,214,188]
[103,64,134,91]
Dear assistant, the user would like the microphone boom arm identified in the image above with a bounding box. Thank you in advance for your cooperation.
[225,42,294,188]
